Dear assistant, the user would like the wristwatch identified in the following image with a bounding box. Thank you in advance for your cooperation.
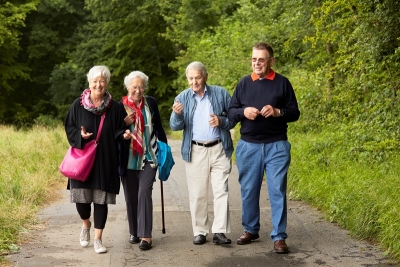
[279,109,285,117]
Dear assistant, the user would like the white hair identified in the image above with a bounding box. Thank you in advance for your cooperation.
[87,66,111,84]
[124,71,149,90]
[185,61,207,77]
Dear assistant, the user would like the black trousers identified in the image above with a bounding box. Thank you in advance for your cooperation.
[76,203,108,229]
[121,162,157,238]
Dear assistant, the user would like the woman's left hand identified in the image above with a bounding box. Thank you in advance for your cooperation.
[123,129,133,140]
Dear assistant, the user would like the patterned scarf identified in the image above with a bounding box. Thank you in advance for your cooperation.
[80,89,112,115]
[122,95,145,156]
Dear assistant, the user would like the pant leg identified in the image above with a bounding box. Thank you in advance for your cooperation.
[121,170,139,236]
[93,203,108,229]
[76,203,91,220]
[236,139,264,234]
[185,144,210,236]
[137,162,157,238]
[264,140,291,241]
[209,143,232,233]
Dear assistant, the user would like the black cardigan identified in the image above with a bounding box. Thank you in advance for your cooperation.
[65,98,127,194]
[118,96,167,177]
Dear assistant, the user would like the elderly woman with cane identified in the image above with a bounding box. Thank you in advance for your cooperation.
[118,70,168,250]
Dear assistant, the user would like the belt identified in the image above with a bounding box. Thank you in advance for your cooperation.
[192,139,221,148]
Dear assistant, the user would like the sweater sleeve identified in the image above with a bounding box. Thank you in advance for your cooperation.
[228,79,246,123]
[281,79,301,123]
[219,88,236,130]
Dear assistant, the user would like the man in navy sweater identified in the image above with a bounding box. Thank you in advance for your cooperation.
[228,42,300,253]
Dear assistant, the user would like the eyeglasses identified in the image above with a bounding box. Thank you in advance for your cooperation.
[251,57,272,63]
[128,85,145,91]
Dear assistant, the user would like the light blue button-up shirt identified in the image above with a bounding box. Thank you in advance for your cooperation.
[192,87,221,142]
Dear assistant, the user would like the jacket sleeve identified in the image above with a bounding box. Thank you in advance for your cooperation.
[219,88,236,130]
[64,98,84,149]
[117,101,130,177]
[169,93,185,131]
[148,96,168,144]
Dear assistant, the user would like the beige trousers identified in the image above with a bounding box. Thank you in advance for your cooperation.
[185,142,232,236]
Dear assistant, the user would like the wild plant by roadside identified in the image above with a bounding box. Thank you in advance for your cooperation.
[0,125,67,257]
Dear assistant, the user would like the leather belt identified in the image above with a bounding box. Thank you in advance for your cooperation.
[192,139,221,148]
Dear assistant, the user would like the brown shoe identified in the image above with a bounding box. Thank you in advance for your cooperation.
[237,232,260,245]
[274,240,289,253]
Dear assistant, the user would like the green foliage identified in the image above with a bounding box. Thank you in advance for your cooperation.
[289,129,400,259]
[159,0,239,47]
[0,1,39,121]
[0,0,88,124]
[168,0,317,93]
[0,125,66,256]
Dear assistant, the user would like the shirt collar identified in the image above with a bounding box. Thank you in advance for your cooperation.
[191,85,208,97]
[251,69,276,81]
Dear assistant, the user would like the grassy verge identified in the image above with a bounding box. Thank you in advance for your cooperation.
[0,125,67,263]
[288,128,400,260]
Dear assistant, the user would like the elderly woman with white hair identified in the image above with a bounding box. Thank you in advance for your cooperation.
[118,70,167,250]
[64,65,131,254]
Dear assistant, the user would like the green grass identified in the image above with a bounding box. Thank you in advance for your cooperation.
[288,128,400,260]
[167,129,183,140]
[0,125,68,260]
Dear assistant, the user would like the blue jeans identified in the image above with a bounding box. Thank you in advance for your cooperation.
[236,139,291,242]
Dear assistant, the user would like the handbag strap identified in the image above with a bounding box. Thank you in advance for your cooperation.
[95,111,106,143]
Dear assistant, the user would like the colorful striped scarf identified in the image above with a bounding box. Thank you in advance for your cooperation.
[122,95,145,156]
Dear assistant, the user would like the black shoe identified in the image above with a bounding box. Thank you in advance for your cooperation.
[129,235,140,244]
[213,233,231,245]
[193,234,206,245]
[139,240,152,250]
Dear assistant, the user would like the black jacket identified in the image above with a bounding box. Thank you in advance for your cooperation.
[65,98,126,194]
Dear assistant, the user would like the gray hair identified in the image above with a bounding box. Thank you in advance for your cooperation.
[87,66,111,84]
[185,61,207,77]
[124,71,149,90]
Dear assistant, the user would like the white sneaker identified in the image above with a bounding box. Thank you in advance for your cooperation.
[94,239,107,254]
[79,222,91,247]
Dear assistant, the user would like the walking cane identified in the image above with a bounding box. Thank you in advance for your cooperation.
[160,180,166,234]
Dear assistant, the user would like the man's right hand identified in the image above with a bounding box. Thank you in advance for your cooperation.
[244,107,260,120]
[172,100,184,115]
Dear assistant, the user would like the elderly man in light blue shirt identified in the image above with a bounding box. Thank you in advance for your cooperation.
[170,61,235,245]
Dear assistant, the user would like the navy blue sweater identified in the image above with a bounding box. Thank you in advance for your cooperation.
[228,72,300,144]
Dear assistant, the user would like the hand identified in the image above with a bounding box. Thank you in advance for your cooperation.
[172,100,184,115]
[244,107,260,120]
[123,129,133,140]
[81,126,93,139]
[124,113,135,126]
[209,114,221,128]
[260,105,279,118]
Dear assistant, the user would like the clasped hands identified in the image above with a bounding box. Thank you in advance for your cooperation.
[172,100,221,127]
[244,105,279,120]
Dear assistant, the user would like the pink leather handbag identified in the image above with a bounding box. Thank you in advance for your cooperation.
[59,112,105,182]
